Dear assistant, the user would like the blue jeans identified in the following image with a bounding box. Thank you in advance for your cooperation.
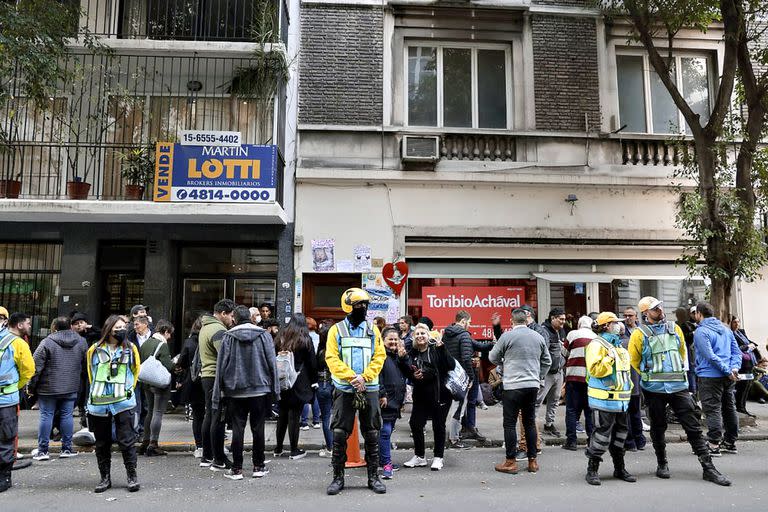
[316,381,334,449]
[301,395,321,425]
[38,392,77,452]
[564,381,593,444]
[461,374,480,429]
[379,419,396,465]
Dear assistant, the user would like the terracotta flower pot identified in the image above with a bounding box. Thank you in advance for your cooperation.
[124,184,145,200]
[0,180,22,199]
[66,181,91,200]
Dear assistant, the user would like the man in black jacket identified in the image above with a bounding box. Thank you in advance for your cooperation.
[537,307,566,438]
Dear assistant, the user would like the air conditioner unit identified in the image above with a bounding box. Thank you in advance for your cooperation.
[401,135,440,171]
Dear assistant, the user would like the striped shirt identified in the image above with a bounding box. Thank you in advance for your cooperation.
[563,328,596,383]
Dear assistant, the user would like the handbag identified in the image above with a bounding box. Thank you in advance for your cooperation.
[138,339,172,388]
[444,357,470,401]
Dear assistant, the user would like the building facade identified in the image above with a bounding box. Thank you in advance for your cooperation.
[294,0,768,340]
[0,0,299,344]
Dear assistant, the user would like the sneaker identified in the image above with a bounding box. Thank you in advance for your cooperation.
[721,442,738,455]
[515,450,528,461]
[210,459,233,471]
[33,451,50,461]
[318,449,331,458]
[223,468,243,480]
[382,463,394,479]
[199,458,213,467]
[193,448,203,459]
[59,450,78,458]
[252,466,269,478]
[289,449,307,460]
[300,424,310,431]
[16,452,24,460]
[312,423,321,429]
[403,455,427,468]
[430,457,444,471]
[479,401,489,411]
[543,424,562,438]
[575,422,585,433]
[561,441,578,451]
[273,450,284,458]
[708,443,722,457]
[448,439,470,450]
[642,420,651,432]
[30,448,39,457]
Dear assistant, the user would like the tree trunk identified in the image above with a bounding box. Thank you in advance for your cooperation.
[709,275,732,323]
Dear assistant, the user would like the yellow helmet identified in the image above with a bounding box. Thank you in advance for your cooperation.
[341,288,371,314]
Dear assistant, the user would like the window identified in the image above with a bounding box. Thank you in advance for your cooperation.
[407,44,511,129]
[616,53,712,134]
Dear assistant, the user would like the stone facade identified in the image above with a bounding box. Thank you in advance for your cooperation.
[299,4,383,125]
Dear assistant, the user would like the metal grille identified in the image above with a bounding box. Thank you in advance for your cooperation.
[0,243,63,347]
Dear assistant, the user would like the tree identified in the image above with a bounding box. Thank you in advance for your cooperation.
[602,0,768,320]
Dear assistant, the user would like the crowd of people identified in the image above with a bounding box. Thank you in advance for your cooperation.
[0,290,764,495]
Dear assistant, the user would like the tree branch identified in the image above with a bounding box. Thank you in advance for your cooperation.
[705,0,741,136]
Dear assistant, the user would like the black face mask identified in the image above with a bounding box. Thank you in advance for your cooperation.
[349,305,368,327]
[113,329,127,342]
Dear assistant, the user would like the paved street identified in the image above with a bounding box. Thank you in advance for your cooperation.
[4,442,765,511]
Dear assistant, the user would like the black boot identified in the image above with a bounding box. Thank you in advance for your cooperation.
[585,457,601,486]
[0,465,12,493]
[364,431,386,494]
[699,455,731,486]
[94,460,111,493]
[655,450,670,479]
[126,464,140,492]
[326,436,347,496]
[611,451,636,482]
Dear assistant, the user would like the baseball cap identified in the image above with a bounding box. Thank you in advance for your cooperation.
[130,304,147,316]
[638,296,663,313]
[0,306,8,318]
[71,312,88,323]
[519,304,536,315]
[596,312,625,326]
[690,306,697,314]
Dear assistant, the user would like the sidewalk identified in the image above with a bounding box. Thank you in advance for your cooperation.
[16,400,768,454]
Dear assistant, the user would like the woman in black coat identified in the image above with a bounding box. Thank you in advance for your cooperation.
[175,318,205,455]
[274,313,318,459]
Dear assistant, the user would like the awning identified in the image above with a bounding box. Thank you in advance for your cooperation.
[532,273,614,283]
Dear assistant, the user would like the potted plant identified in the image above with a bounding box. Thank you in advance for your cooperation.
[0,171,22,198]
[118,146,154,200]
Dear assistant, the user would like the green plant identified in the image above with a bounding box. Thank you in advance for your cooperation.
[118,146,154,187]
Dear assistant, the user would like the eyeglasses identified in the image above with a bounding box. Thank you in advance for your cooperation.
[625,313,636,318]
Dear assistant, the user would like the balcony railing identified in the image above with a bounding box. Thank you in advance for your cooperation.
[0,52,285,205]
[621,138,696,166]
[440,133,517,161]
[69,0,287,44]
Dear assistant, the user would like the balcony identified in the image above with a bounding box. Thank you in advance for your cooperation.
[69,0,288,44]
[0,51,285,209]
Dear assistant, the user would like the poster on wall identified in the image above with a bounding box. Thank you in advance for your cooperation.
[422,286,526,339]
[311,239,336,272]
[353,245,372,272]
[365,286,400,326]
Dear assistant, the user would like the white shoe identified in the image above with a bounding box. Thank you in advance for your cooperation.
[59,450,78,458]
[33,451,50,461]
[403,455,427,468]
[193,448,203,459]
[300,425,310,431]
[431,457,444,471]
[312,423,321,429]
[642,420,651,432]
[252,467,269,478]
[30,448,39,457]
[318,449,331,458]
[16,453,24,460]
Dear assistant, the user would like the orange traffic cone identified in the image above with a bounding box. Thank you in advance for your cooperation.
[345,418,366,468]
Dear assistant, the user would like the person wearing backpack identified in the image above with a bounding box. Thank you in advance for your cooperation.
[137,320,175,457]
[325,288,386,496]
[175,317,204,458]
[212,306,279,480]
[274,313,318,460]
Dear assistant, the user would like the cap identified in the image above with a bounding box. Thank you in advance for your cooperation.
[130,304,147,316]
[638,296,663,313]
[0,306,8,318]
[690,306,697,314]
[71,312,88,323]
[596,312,625,326]
[519,304,536,315]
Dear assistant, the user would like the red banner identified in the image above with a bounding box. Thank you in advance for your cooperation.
[422,286,526,339]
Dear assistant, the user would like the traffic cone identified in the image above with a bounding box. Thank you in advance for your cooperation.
[345,418,366,468]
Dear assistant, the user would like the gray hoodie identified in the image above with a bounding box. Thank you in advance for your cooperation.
[31,330,88,395]
[212,323,279,410]
[489,325,551,391]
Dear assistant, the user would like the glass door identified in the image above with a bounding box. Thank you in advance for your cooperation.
[234,278,276,309]
[182,278,226,336]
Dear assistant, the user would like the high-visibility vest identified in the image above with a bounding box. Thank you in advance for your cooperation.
[90,346,133,405]
[638,322,686,383]
[331,319,378,392]
[0,332,20,396]
[587,336,632,412]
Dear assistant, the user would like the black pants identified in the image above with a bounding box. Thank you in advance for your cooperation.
[89,410,137,470]
[0,405,18,473]
[643,389,708,458]
[190,401,205,449]
[697,377,738,445]
[502,388,538,460]
[229,395,270,470]
[735,379,753,412]
[625,394,646,448]
[586,409,628,459]
[134,384,148,438]
[275,400,303,454]
[201,377,226,463]
[564,381,593,444]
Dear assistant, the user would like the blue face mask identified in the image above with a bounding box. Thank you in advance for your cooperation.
[602,332,622,346]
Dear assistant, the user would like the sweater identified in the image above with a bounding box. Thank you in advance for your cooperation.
[563,327,595,383]
[199,315,227,378]
[489,326,551,390]
[212,323,280,410]
[31,330,88,395]
[694,317,742,378]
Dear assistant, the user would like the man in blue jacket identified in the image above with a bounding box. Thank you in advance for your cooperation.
[693,302,742,456]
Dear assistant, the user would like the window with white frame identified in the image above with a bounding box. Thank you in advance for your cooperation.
[407,43,511,129]
[616,52,713,134]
